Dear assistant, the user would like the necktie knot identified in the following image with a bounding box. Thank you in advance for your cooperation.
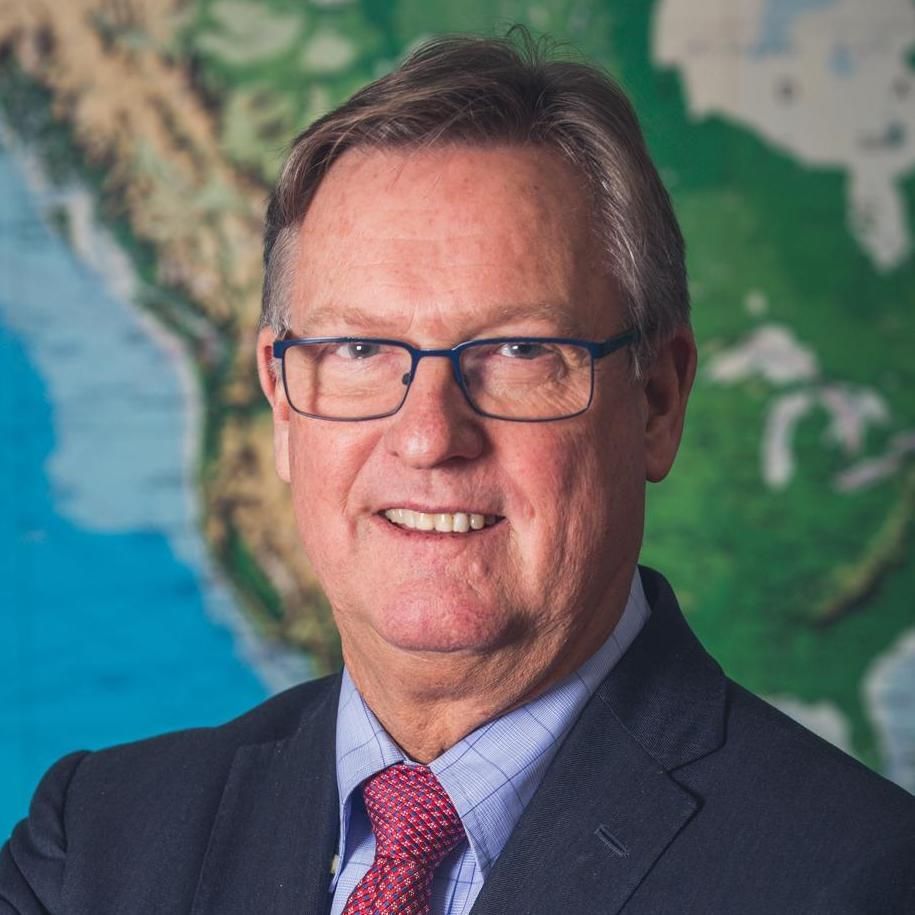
[342,763,465,915]
[362,764,465,868]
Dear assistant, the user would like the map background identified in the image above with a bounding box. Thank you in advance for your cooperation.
[1,0,913,838]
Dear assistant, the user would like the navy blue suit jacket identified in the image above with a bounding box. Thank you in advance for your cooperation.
[2,568,914,913]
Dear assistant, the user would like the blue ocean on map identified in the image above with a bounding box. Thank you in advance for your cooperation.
[0,140,310,838]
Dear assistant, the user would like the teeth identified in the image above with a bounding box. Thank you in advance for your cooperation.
[383,509,497,533]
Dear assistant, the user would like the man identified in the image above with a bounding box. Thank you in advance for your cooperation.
[2,32,914,915]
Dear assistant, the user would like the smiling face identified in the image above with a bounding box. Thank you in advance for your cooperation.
[257,144,692,700]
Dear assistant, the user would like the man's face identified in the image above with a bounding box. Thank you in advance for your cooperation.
[258,144,693,691]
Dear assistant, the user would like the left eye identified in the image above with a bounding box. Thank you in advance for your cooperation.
[337,341,380,359]
[497,341,548,359]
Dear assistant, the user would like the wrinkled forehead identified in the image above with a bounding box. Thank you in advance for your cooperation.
[288,143,617,338]
[303,143,594,236]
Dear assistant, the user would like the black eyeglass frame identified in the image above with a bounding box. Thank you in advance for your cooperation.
[272,328,640,423]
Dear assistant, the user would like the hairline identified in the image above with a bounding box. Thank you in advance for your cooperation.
[262,136,673,378]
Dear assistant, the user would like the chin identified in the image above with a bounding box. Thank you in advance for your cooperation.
[371,593,519,655]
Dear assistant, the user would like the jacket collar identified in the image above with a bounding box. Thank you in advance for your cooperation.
[191,675,341,915]
[469,567,727,914]
[598,566,727,772]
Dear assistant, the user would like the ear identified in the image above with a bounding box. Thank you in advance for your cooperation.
[642,326,697,483]
[256,326,291,483]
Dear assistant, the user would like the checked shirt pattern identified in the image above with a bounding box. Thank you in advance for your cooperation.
[342,764,466,915]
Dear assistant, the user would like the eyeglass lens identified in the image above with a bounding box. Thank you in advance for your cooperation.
[281,339,594,420]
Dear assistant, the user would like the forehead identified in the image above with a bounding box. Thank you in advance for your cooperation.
[290,143,617,337]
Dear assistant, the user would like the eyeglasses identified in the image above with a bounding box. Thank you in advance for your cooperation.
[272,329,639,422]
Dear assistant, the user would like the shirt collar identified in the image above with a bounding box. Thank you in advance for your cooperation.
[334,568,650,880]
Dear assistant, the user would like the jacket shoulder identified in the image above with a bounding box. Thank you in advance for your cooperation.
[167,671,340,745]
[0,674,341,912]
[672,680,915,910]
[71,672,340,801]
[723,678,914,816]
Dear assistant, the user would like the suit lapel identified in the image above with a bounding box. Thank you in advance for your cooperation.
[471,568,727,915]
[191,676,341,915]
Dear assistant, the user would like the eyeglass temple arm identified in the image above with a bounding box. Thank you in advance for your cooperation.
[591,329,641,359]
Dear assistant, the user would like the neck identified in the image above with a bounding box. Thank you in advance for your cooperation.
[339,586,631,763]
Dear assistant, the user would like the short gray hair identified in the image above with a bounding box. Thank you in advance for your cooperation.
[261,29,689,375]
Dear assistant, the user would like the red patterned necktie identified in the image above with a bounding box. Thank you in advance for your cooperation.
[341,763,466,915]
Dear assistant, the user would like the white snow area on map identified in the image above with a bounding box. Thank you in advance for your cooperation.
[654,0,915,270]
[763,385,889,488]
[836,430,915,491]
[763,390,815,487]
[866,627,915,793]
[706,324,818,384]
[744,289,769,316]
[706,322,891,488]
[766,695,853,754]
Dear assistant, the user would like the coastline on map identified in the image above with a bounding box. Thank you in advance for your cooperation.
[0,106,312,695]
[0,40,343,671]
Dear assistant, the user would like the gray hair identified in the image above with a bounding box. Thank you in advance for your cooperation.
[261,29,689,375]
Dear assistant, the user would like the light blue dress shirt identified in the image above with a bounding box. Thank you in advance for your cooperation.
[329,570,650,914]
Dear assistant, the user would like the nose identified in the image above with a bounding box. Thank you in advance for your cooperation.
[383,354,485,467]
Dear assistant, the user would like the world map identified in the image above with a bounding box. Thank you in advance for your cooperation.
[1,0,913,837]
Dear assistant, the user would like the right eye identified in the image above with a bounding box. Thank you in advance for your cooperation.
[495,341,550,360]
[335,341,381,360]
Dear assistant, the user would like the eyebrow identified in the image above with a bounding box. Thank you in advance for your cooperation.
[297,302,592,339]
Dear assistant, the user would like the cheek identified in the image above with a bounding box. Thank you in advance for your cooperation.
[510,422,644,566]
[556,447,615,554]
[286,422,368,552]
[502,434,592,561]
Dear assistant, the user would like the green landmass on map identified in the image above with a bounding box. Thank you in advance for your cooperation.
[0,0,912,773]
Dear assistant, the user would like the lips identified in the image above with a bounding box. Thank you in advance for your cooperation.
[381,508,501,534]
